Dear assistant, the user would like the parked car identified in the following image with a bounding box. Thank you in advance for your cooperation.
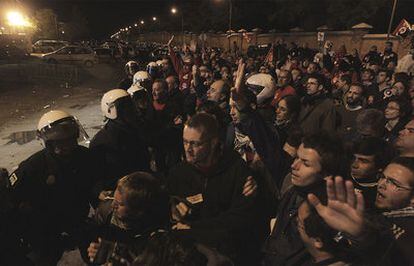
[93,47,121,63]
[32,40,69,53]
[42,45,98,67]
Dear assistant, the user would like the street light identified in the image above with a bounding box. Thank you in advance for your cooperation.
[6,11,32,27]
[171,6,184,44]
[152,17,157,21]
[134,23,138,27]
[140,20,145,25]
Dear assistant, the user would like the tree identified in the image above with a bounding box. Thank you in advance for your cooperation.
[64,6,90,41]
[34,9,59,39]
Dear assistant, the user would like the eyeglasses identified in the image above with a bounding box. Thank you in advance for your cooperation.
[377,172,412,191]
[183,138,211,148]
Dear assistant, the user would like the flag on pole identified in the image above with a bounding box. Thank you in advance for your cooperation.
[392,19,412,38]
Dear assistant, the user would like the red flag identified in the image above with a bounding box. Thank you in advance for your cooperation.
[392,19,412,38]
[263,44,274,65]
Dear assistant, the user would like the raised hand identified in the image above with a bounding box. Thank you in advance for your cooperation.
[308,176,365,237]
[231,58,247,108]
[167,35,175,47]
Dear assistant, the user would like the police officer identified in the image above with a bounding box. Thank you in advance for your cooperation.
[90,89,151,194]
[119,60,140,90]
[8,110,99,265]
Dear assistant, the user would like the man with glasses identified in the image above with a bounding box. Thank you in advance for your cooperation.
[309,156,414,265]
[167,112,262,264]
[298,73,337,134]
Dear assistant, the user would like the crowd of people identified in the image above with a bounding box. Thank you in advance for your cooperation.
[1,34,414,266]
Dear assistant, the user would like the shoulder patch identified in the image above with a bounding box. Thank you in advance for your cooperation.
[9,173,18,186]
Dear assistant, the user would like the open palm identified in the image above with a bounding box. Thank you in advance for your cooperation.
[308,176,366,237]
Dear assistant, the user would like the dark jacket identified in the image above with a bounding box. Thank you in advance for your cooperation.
[263,181,326,266]
[80,199,168,265]
[8,146,98,260]
[347,208,414,265]
[89,120,151,190]
[299,94,337,134]
[167,149,262,263]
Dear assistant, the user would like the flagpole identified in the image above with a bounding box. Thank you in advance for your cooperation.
[387,0,398,40]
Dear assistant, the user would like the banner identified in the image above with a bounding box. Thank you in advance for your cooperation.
[392,19,412,38]
[263,44,274,65]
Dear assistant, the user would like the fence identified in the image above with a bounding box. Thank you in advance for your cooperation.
[0,62,80,85]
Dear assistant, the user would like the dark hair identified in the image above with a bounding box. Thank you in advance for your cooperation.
[303,203,344,256]
[279,69,293,83]
[339,74,352,86]
[378,68,393,80]
[356,109,385,138]
[308,62,321,71]
[286,126,303,148]
[117,172,169,220]
[362,69,375,79]
[185,113,219,140]
[302,131,344,177]
[307,73,326,88]
[196,100,227,130]
[353,137,393,171]
[279,95,301,122]
[134,231,208,266]
[390,157,414,186]
[386,96,413,118]
[393,72,410,85]
[153,78,168,91]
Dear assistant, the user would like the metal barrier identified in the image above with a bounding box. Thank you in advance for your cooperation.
[0,62,80,85]
[25,62,80,85]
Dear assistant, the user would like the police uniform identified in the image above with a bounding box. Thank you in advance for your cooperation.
[9,146,98,264]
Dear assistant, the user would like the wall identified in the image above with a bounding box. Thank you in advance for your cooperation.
[134,29,412,58]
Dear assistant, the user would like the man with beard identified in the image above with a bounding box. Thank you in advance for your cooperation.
[337,83,365,136]
[90,89,151,193]
[263,131,344,265]
[309,157,414,265]
[8,110,98,265]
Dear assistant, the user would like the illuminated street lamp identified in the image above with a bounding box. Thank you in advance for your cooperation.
[171,6,184,44]
[152,16,157,21]
[140,20,145,25]
[6,11,32,27]
[134,23,138,27]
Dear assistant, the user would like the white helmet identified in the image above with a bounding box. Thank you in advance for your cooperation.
[101,89,129,120]
[125,60,139,76]
[132,71,151,84]
[147,61,157,68]
[127,84,146,96]
[245,73,276,105]
[37,110,88,142]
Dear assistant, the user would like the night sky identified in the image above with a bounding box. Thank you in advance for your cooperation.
[19,0,414,40]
